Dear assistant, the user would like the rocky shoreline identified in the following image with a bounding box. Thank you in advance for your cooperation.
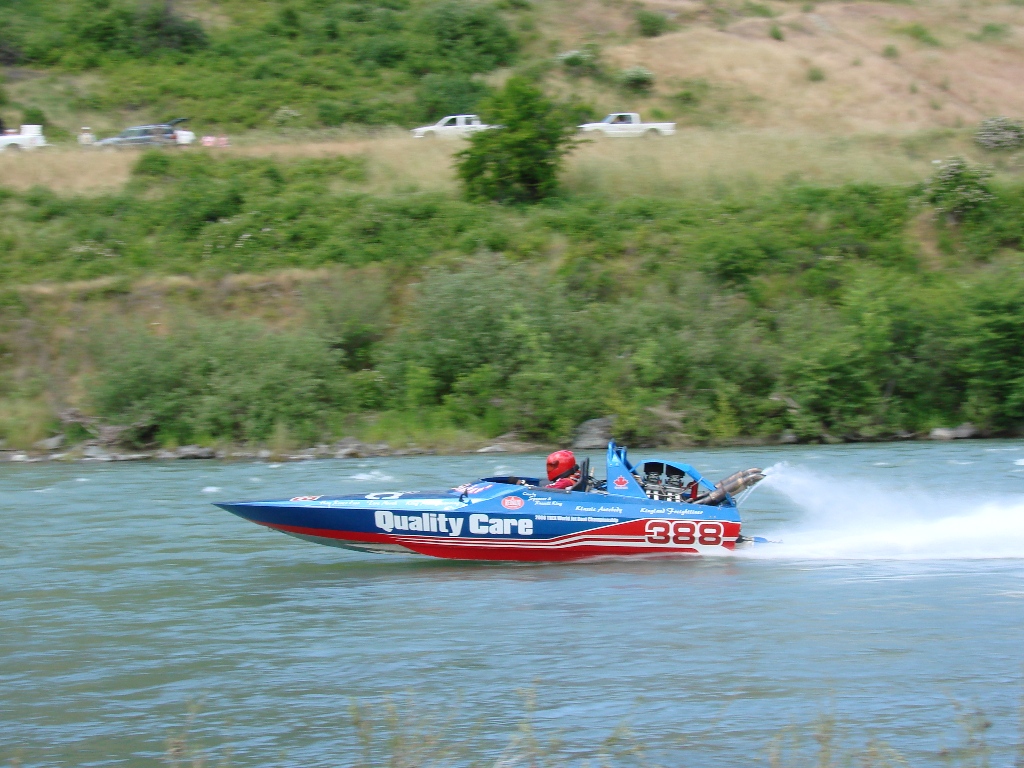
[0,420,998,465]
[0,435,552,464]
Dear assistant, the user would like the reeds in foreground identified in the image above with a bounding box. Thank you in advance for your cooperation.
[148,694,1024,768]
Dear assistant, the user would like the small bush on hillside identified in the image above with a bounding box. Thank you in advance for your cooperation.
[807,66,825,82]
[635,9,669,37]
[883,44,899,58]
[419,2,518,72]
[974,116,1024,151]
[770,24,784,40]
[69,0,207,59]
[742,1,776,17]
[91,321,350,445]
[618,66,655,93]
[557,45,600,76]
[134,150,171,177]
[21,106,46,125]
[317,101,346,127]
[971,22,1010,42]
[896,23,940,46]
[674,78,711,106]
[456,77,578,203]
[923,157,994,222]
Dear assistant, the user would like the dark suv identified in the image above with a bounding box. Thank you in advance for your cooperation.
[96,118,192,148]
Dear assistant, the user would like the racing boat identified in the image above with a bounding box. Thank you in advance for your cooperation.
[215,442,768,562]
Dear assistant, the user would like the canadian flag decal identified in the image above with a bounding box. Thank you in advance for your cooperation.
[613,475,629,489]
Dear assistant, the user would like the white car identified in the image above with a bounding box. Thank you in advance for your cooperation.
[411,114,494,138]
[578,113,676,137]
[0,125,49,151]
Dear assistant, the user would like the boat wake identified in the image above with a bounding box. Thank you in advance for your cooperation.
[747,463,1024,560]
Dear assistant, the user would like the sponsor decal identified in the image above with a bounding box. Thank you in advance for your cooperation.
[373,511,533,537]
[523,492,563,507]
[290,495,322,502]
[365,492,405,500]
[452,483,493,495]
[501,496,525,510]
[469,513,533,536]
[375,511,464,536]
[613,475,629,490]
[640,507,703,515]
[312,499,460,510]
[536,515,616,523]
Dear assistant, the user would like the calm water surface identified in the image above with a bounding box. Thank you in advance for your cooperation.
[3,442,1024,766]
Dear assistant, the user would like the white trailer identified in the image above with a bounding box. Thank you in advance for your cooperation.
[0,125,49,151]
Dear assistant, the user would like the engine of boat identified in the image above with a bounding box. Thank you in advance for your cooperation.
[696,468,765,506]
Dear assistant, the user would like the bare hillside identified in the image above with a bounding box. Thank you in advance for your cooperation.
[544,0,1024,132]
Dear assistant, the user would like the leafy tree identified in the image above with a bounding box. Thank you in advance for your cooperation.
[456,77,577,203]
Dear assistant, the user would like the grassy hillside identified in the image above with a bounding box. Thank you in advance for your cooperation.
[3,0,1024,137]
[2,0,1024,453]
[3,143,1024,451]
[0,0,526,134]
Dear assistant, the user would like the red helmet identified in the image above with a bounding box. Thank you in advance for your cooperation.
[546,450,577,481]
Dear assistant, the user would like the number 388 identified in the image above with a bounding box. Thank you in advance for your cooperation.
[645,519,724,546]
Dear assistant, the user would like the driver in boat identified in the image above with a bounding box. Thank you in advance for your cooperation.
[545,450,581,490]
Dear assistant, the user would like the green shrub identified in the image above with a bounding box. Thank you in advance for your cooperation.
[971,22,1010,41]
[923,157,994,222]
[807,66,825,82]
[91,320,351,445]
[69,0,207,58]
[635,9,669,37]
[557,45,600,76]
[770,24,784,41]
[316,101,346,127]
[742,1,776,17]
[896,23,940,46]
[456,77,578,203]
[618,66,655,93]
[882,44,899,58]
[133,150,171,176]
[974,116,1024,150]
[355,34,408,66]
[22,106,46,125]
[674,78,710,106]
[419,2,518,72]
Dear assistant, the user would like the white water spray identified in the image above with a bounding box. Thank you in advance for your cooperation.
[748,463,1024,560]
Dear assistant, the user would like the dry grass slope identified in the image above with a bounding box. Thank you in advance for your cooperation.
[1,126,1013,198]
[546,0,1024,132]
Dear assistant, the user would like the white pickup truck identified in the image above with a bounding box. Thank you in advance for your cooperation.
[578,113,676,137]
[0,125,49,151]
[411,114,494,139]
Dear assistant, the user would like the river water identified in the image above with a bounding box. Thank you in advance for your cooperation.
[3,442,1024,766]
